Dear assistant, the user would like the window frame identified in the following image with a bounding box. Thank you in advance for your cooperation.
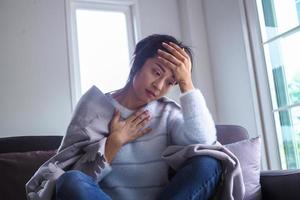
[240,0,280,170]
[242,0,300,169]
[65,0,141,110]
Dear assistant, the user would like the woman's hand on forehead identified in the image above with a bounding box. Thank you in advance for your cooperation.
[157,42,194,93]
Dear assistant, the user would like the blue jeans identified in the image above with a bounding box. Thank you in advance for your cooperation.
[55,156,222,200]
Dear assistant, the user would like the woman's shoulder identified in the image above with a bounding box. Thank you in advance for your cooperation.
[70,85,114,127]
[75,86,111,111]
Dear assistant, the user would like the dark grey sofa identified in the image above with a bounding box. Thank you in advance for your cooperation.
[1,125,300,200]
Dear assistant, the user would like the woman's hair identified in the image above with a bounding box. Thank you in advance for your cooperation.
[126,34,193,84]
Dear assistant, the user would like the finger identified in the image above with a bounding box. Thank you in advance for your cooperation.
[157,49,181,66]
[162,42,186,62]
[129,127,152,142]
[168,42,190,60]
[136,127,152,137]
[128,109,147,123]
[127,109,144,122]
[132,111,150,126]
[111,109,120,123]
[157,56,177,72]
[136,116,151,129]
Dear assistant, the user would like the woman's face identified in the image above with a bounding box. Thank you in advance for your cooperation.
[131,56,176,104]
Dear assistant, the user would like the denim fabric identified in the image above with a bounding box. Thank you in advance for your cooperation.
[56,170,111,200]
[55,156,222,200]
[158,156,222,200]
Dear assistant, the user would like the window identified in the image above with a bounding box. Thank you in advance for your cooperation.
[66,0,139,108]
[256,0,300,169]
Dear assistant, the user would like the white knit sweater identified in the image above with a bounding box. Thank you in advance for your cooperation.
[99,89,217,200]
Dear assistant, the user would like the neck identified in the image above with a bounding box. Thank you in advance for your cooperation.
[112,84,145,110]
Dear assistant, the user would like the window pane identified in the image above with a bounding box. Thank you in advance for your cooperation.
[76,9,131,94]
[258,0,300,41]
[274,106,300,169]
[263,30,300,109]
[297,1,300,21]
[256,0,300,170]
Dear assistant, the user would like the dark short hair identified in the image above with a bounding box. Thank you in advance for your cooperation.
[127,34,193,84]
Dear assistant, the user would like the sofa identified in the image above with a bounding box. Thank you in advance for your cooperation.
[1,125,300,200]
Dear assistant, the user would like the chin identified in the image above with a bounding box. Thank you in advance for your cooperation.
[143,97,153,104]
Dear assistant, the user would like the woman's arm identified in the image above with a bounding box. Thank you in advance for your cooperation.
[168,89,217,145]
[157,42,216,145]
[104,134,122,164]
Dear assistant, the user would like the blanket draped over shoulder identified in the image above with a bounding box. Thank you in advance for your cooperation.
[26,86,115,200]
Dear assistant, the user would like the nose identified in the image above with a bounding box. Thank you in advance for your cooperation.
[153,78,164,91]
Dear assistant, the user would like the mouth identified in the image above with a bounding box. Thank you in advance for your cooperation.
[145,89,156,98]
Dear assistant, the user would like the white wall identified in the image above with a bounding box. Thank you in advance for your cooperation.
[202,0,268,169]
[177,0,217,120]
[0,0,217,137]
[203,0,259,137]
[0,0,72,137]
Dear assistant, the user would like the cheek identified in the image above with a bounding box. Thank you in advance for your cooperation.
[158,85,171,97]
[132,73,146,91]
[134,71,154,86]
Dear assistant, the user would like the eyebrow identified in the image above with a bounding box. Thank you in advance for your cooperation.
[155,62,176,82]
[156,62,165,73]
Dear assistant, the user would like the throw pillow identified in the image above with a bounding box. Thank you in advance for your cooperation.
[225,137,261,200]
[0,150,56,200]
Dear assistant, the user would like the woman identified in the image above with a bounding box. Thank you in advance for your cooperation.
[29,34,222,200]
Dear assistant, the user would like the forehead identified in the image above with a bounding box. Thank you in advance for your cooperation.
[146,57,174,77]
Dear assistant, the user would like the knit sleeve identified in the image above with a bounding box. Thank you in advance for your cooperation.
[168,89,217,145]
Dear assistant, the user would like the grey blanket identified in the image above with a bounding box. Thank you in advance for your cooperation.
[162,143,245,200]
[26,86,115,200]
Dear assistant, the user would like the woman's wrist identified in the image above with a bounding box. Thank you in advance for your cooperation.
[104,134,123,164]
[179,80,194,93]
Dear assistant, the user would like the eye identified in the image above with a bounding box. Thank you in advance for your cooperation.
[167,81,175,86]
[153,69,161,76]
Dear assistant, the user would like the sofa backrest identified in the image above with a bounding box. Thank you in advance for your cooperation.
[216,124,249,144]
[0,135,63,153]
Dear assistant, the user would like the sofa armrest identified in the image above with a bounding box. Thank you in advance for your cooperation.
[260,169,300,200]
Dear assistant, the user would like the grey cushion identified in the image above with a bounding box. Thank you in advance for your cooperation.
[225,137,262,200]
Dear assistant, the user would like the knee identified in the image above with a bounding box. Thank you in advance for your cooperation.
[57,170,90,191]
[184,156,222,178]
[59,170,87,182]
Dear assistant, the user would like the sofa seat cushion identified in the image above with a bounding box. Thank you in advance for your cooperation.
[0,150,56,200]
[225,137,262,200]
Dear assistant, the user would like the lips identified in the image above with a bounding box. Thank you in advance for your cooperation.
[145,89,156,98]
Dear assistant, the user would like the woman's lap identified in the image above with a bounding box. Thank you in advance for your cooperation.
[55,156,222,200]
